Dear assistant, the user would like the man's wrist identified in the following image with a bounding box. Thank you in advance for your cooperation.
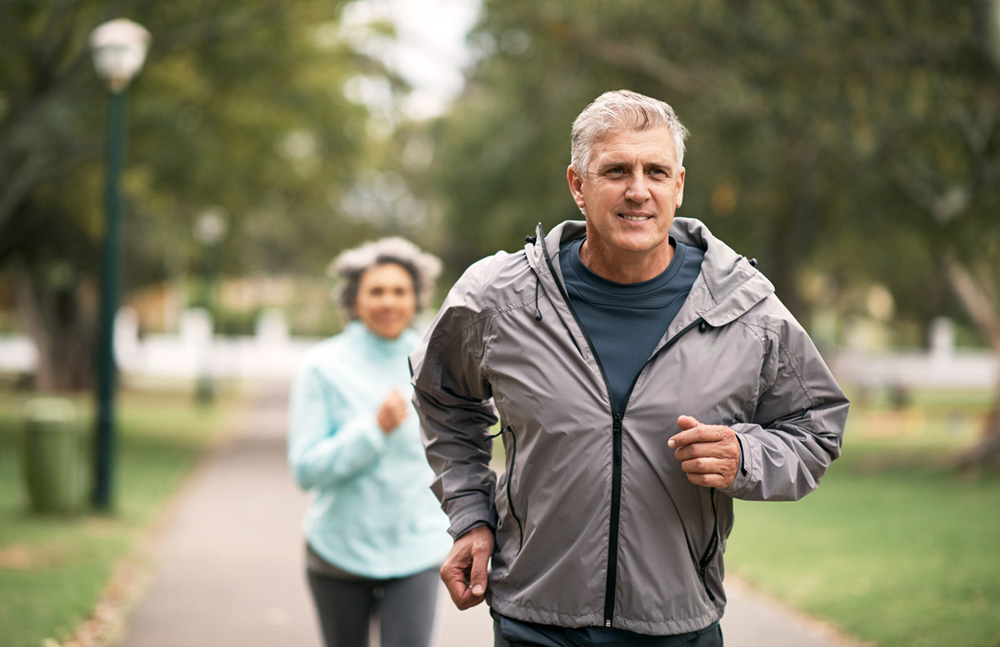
[454,520,493,539]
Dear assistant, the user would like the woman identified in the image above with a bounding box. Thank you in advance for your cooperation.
[288,237,451,647]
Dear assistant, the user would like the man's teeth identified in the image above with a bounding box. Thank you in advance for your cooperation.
[620,214,649,221]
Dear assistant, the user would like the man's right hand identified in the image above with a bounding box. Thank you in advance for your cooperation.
[440,525,494,610]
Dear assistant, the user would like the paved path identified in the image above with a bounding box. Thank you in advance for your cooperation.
[113,383,858,647]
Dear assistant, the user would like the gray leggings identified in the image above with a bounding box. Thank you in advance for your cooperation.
[307,566,440,647]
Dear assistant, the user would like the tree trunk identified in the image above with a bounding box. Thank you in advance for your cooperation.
[956,378,1000,473]
[945,257,1000,471]
[11,256,95,393]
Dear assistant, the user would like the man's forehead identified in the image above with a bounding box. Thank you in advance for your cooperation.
[593,128,678,163]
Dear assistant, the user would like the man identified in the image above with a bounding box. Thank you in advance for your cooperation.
[410,90,848,646]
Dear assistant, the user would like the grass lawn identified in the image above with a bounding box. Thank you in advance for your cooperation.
[725,388,1000,647]
[0,384,238,647]
[2,383,998,647]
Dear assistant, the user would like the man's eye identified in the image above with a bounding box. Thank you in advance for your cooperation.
[606,168,626,177]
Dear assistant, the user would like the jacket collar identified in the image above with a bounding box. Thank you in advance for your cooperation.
[527,217,774,328]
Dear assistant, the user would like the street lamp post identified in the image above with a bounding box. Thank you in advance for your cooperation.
[89,19,150,512]
[193,208,228,405]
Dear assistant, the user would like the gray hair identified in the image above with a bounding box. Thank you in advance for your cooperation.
[570,90,690,177]
[329,237,442,317]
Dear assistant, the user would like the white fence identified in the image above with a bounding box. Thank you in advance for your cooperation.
[0,309,996,390]
[0,307,320,382]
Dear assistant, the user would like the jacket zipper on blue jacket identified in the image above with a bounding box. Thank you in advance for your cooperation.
[536,227,710,627]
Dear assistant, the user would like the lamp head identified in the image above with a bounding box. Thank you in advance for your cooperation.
[90,19,150,91]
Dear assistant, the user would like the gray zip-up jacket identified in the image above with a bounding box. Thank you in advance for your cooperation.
[411,218,848,636]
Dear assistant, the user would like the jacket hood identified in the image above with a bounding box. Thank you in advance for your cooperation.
[525,217,774,329]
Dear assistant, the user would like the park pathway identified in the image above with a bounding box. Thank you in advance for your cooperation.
[112,382,858,647]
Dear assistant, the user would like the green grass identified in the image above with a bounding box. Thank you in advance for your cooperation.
[726,388,1000,647]
[0,386,238,647]
[3,384,998,647]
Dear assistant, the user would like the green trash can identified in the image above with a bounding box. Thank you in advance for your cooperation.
[21,398,82,514]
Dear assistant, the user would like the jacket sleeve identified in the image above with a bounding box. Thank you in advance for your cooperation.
[722,313,849,502]
[287,362,387,490]
[410,276,500,539]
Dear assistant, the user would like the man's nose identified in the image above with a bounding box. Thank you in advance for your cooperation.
[624,171,650,201]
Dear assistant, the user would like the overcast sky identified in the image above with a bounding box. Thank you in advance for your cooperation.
[341,0,481,119]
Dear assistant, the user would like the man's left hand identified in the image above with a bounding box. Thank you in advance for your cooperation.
[668,415,741,489]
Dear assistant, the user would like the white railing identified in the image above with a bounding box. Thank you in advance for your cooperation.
[0,310,996,389]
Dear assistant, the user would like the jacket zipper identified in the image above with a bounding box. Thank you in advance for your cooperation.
[535,227,708,627]
[610,317,709,622]
[490,425,524,552]
[604,412,624,624]
[697,488,719,602]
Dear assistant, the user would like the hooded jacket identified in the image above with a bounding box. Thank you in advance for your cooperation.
[410,218,848,636]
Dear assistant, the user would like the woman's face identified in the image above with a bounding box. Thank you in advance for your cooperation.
[354,263,417,340]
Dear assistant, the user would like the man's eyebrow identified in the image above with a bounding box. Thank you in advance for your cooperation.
[596,159,675,172]
[596,160,629,171]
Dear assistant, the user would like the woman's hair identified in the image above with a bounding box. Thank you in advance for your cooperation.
[329,237,442,318]
[570,89,690,176]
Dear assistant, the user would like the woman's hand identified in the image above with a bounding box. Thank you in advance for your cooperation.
[376,388,409,434]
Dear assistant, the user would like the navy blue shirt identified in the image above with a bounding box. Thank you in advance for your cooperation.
[560,236,704,414]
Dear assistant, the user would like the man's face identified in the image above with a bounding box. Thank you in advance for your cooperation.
[567,126,685,267]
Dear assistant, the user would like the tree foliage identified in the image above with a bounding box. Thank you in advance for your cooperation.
[421,0,1000,464]
[0,0,391,389]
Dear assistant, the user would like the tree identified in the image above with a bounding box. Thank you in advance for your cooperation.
[861,0,1000,468]
[1,0,384,390]
[421,0,1000,466]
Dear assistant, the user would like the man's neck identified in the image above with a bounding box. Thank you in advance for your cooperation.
[578,240,675,284]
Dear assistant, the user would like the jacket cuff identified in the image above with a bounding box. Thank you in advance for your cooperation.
[720,424,756,498]
[445,497,497,540]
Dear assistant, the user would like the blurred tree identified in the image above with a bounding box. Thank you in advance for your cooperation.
[0,0,388,390]
[422,0,1000,465]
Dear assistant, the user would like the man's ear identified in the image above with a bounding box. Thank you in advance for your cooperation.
[676,167,686,208]
[567,165,586,211]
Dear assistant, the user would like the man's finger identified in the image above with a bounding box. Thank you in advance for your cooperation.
[441,562,473,608]
[669,420,724,449]
[669,415,706,449]
[667,419,741,489]
[683,471,734,489]
[466,525,493,598]
[673,441,736,461]
[440,526,493,610]
[469,550,488,597]
[442,560,483,610]
[679,456,730,474]
[677,414,700,431]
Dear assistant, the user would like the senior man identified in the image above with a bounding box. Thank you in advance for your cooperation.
[410,89,848,646]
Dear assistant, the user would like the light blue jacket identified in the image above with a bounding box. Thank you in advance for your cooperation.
[288,321,451,579]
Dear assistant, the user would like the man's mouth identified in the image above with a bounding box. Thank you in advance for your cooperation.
[618,213,651,221]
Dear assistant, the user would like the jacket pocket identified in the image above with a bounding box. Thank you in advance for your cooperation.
[696,488,720,602]
[492,425,524,554]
